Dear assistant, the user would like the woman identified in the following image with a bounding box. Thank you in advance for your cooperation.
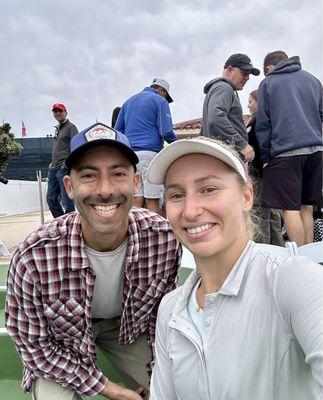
[147,137,323,400]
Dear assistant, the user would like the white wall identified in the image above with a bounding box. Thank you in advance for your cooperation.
[0,180,48,216]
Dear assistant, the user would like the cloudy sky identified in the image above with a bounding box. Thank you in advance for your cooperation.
[1,0,322,138]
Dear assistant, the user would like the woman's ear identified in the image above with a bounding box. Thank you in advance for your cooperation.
[242,183,254,212]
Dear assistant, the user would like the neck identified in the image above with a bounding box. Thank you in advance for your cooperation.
[81,224,129,252]
[196,237,249,294]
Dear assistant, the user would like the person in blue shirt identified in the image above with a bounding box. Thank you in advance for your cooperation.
[115,78,178,213]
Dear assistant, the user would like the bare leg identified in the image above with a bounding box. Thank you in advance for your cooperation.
[300,204,314,244]
[145,198,161,214]
[133,196,144,208]
[283,210,305,246]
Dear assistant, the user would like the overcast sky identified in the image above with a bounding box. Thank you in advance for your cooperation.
[1,0,322,138]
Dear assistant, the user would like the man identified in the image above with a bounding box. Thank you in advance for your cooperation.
[115,78,178,213]
[46,103,78,218]
[5,122,181,399]
[201,53,260,162]
[256,51,323,245]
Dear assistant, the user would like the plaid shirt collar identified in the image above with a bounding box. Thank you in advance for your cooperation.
[66,210,171,270]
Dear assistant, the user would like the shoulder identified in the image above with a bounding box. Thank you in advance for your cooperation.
[14,212,80,257]
[211,79,232,92]
[158,287,182,317]
[275,255,323,289]
[128,208,180,251]
[65,119,77,128]
[129,208,174,233]
[250,244,323,294]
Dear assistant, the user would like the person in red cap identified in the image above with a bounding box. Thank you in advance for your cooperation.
[47,103,78,217]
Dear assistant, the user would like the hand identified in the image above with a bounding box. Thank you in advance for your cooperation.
[101,381,146,399]
[241,144,255,162]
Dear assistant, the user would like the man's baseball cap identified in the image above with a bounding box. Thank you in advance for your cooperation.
[147,137,247,184]
[224,54,260,76]
[65,122,139,171]
[52,103,67,112]
[151,78,173,103]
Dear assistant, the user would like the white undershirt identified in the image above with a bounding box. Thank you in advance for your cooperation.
[187,277,220,336]
[85,238,128,319]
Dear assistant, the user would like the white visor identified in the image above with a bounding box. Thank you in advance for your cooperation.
[147,138,247,184]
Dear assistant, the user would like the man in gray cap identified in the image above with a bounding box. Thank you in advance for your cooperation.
[201,53,260,162]
[115,78,178,214]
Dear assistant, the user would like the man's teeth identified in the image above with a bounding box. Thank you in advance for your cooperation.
[94,205,117,214]
[186,224,213,234]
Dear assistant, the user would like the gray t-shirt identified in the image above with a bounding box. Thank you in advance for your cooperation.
[85,238,128,319]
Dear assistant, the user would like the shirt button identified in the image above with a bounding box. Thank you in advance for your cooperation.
[205,320,211,327]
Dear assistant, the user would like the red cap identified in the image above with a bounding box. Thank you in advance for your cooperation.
[52,103,67,112]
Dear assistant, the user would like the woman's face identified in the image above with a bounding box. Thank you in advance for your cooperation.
[248,96,257,114]
[164,154,253,260]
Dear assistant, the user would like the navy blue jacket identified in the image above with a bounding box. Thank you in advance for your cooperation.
[256,57,323,163]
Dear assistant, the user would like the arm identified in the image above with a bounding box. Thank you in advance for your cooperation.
[158,101,178,144]
[150,297,177,400]
[70,123,78,139]
[206,84,247,150]
[114,107,125,133]
[255,81,272,164]
[5,252,106,397]
[276,257,323,387]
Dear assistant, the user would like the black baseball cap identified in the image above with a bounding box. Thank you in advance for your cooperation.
[224,54,260,76]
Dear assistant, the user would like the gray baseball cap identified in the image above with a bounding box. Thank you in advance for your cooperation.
[151,78,173,103]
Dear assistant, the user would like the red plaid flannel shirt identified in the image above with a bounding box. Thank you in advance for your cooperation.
[5,209,181,397]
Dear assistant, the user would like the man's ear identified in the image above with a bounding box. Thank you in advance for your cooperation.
[63,175,74,200]
[133,172,141,193]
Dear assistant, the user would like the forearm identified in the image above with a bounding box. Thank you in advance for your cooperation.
[7,326,107,396]
[101,380,146,399]
[163,130,178,143]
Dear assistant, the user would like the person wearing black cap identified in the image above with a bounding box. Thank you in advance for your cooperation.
[201,53,260,162]
[47,103,78,218]
[5,123,181,400]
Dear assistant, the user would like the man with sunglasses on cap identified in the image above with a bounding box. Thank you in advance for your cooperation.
[115,78,178,214]
[5,122,181,400]
[47,103,78,218]
[201,53,260,162]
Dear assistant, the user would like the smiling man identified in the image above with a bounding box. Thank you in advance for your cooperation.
[201,53,260,162]
[5,122,181,400]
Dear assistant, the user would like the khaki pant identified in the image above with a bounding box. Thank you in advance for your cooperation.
[32,317,151,399]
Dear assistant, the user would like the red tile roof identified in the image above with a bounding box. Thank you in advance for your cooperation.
[173,118,202,131]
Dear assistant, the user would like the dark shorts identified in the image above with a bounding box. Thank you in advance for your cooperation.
[261,152,322,211]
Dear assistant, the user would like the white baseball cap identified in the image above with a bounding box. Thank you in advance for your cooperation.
[147,138,247,184]
[151,78,173,103]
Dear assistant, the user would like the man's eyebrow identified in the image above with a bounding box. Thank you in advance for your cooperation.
[165,175,222,189]
[74,162,132,172]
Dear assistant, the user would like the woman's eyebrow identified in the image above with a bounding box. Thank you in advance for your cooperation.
[166,175,222,189]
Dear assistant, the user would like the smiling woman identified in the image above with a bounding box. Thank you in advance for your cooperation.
[147,137,323,400]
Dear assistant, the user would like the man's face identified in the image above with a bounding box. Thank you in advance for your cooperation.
[52,108,67,124]
[227,66,250,90]
[64,145,140,251]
